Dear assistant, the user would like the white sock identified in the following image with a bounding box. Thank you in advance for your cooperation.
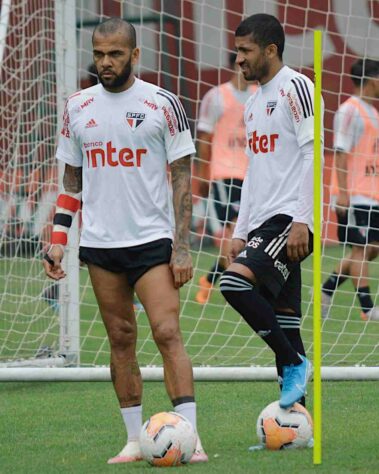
[174,402,197,433]
[121,405,142,442]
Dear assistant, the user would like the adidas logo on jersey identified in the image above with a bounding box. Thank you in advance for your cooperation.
[238,250,247,258]
[85,118,98,128]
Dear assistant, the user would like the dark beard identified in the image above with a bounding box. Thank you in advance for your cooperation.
[246,59,269,82]
[98,58,132,90]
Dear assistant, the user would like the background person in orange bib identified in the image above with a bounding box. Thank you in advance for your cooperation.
[195,52,257,304]
[322,59,379,321]
[43,18,207,464]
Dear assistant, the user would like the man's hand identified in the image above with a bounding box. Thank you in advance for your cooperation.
[43,245,66,280]
[335,191,350,216]
[228,238,246,265]
[170,245,193,288]
[287,222,310,262]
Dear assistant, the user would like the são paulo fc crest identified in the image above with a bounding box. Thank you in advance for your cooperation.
[126,112,146,131]
[266,100,277,116]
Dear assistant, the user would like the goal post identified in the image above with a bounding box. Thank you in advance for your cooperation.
[54,0,80,366]
[0,0,378,380]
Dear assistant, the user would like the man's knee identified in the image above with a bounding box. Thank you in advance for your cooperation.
[107,319,137,350]
[151,321,182,351]
[220,270,254,302]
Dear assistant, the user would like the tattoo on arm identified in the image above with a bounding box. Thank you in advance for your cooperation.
[63,164,82,193]
[170,156,192,250]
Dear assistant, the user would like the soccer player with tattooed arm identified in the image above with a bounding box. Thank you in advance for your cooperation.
[220,14,323,414]
[43,18,207,464]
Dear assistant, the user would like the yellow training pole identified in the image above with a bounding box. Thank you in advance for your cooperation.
[313,29,323,465]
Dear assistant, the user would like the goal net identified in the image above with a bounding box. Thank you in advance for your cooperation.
[0,0,378,378]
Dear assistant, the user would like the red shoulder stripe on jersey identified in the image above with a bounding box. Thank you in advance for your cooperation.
[57,194,81,213]
[69,91,81,99]
[51,231,68,245]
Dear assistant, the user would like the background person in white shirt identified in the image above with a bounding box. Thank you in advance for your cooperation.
[43,18,207,465]
[220,14,322,411]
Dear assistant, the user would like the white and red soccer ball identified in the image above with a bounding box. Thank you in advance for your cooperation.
[256,400,313,450]
[139,412,196,467]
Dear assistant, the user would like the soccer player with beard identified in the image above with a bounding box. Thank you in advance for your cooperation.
[220,14,323,410]
[43,18,207,464]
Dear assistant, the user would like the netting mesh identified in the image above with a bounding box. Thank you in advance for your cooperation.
[0,0,378,367]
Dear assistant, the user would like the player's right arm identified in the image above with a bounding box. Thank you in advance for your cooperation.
[43,96,83,280]
[43,165,82,280]
[229,168,250,263]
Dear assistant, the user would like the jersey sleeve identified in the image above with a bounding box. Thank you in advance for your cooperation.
[197,87,223,134]
[285,75,321,148]
[333,102,362,153]
[158,92,196,163]
[56,100,83,167]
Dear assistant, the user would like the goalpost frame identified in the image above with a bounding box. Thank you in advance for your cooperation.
[1,3,377,381]
[1,366,379,382]
[54,0,80,366]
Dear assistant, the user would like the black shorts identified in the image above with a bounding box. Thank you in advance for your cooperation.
[211,178,243,225]
[79,238,172,287]
[337,205,379,245]
[233,214,313,314]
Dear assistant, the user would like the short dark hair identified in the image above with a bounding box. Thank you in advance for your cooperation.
[229,51,237,67]
[350,58,379,87]
[235,14,285,60]
[93,17,136,49]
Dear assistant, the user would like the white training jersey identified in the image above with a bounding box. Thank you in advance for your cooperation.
[56,78,195,248]
[197,82,253,133]
[234,65,322,239]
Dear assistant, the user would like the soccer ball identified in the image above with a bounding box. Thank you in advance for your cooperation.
[139,412,197,467]
[256,401,313,450]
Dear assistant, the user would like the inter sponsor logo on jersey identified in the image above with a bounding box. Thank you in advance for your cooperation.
[126,112,146,131]
[248,130,279,154]
[266,100,277,116]
[85,140,147,168]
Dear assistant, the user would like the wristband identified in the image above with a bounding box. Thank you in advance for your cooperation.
[51,192,82,246]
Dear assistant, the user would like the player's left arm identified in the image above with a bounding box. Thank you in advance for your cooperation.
[287,141,314,262]
[170,155,193,288]
[285,75,324,261]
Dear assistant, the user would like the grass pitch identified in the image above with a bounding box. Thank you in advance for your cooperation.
[1,245,378,472]
[2,380,378,473]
